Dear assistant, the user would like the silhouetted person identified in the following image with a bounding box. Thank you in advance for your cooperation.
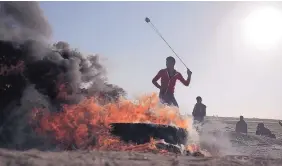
[152,56,192,107]
[256,123,276,139]
[235,116,247,134]
[192,96,206,123]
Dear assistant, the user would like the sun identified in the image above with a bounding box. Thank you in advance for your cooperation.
[243,7,282,50]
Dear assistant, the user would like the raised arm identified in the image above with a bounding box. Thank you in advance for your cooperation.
[152,70,162,89]
[177,73,191,86]
[177,68,192,86]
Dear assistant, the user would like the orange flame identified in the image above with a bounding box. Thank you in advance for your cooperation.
[186,144,200,153]
[31,93,191,153]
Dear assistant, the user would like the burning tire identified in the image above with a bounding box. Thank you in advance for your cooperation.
[110,123,188,145]
[110,123,204,156]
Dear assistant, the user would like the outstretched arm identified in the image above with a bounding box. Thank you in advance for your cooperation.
[152,70,162,89]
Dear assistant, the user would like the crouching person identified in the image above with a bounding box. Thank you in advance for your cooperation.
[256,123,276,139]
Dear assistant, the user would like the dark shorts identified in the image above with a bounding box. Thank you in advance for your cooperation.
[159,92,179,107]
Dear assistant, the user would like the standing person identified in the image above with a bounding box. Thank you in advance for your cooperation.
[235,116,248,134]
[152,56,192,107]
[192,96,206,123]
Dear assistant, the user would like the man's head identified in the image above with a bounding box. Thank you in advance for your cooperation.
[166,56,175,70]
[240,116,244,121]
[196,96,202,103]
[257,123,264,129]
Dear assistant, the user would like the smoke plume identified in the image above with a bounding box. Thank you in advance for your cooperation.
[0,2,126,150]
[0,2,52,41]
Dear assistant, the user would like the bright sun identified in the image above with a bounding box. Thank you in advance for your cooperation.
[244,7,282,50]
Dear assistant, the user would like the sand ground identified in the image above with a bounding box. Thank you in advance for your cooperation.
[0,117,281,166]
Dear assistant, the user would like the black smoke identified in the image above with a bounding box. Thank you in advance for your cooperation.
[0,2,126,150]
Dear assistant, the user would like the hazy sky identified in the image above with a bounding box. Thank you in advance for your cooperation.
[39,1,282,119]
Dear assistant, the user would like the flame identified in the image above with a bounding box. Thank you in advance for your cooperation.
[31,93,191,153]
[186,144,200,153]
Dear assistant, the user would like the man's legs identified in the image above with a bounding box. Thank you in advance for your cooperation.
[193,117,204,132]
[159,93,179,107]
[170,94,179,107]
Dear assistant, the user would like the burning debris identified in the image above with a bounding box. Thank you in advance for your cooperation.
[30,94,190,152]
[0,2,204,157]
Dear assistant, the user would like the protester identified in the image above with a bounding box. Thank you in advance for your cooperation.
[192,96,206,123]
[152,56,192,107]
[256,123,276,139]
[235,116,248,134]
